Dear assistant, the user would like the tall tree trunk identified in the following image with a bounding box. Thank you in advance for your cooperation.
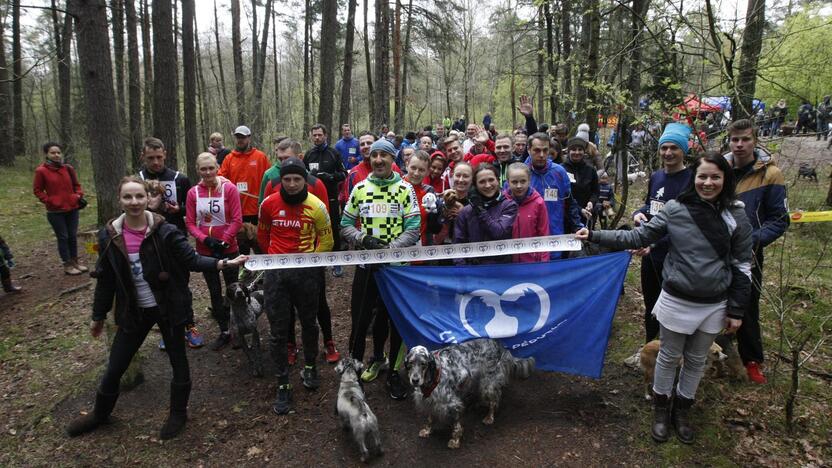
[272,8,281,130]
[363,0,375,128]
[303,0,311,131]
[627,0,650,110]
[398,0,413,132]
[732,0,765,120]
[544,2,556,123]
[51,0,75,166]
[338,0,356,129]
[252,0,273,138]
[318,0,338,134]
[111,0,126,127]
[584,0,600,141]
[560,0,571,123]
[213,0,229,113]
[141,0,153,132]
[194,13,209,145]
[67,0,128,225]
[0,17,12,166]
[508,0,516,128]
[12,0,23,161]
[575,0,591,126]
[182,0,198,180]
[392,0,402,132]
[152,0,179,168]
[126,0,143,170]
[231,0,246,124]
[373,0,390,129]
[536,5,544,120]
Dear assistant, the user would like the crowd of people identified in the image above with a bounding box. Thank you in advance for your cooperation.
[16,96,789,445]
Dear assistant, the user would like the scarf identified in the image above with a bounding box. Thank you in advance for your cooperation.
[280,184,308,205]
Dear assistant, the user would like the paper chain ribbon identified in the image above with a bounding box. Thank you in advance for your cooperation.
[244,235,581,271]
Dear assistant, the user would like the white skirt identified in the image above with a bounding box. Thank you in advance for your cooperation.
[654,290,727,335]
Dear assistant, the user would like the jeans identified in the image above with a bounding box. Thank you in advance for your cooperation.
[100,306,189,394]
[653,325,718,399]
[202,250,239,332]
[349,266,403,368]
[263,268,320,375]
[46,210,80,262]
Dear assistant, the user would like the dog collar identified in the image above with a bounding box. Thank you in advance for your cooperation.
[420,354,441,398]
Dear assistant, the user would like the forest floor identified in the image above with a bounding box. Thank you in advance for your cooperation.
[0,135,830,466]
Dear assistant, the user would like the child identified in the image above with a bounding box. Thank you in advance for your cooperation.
[504,163,549,263]
[597,172,616,228]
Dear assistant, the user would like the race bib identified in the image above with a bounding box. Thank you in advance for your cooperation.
[161,181,177,203]
[567,172,576,183]
[544,188,559,202]
[649,200,665,215]
[360,202,399,218]
[348,147,356,154]
[236,182,249,193]
[309,163,320,171]
[196,196,226,227]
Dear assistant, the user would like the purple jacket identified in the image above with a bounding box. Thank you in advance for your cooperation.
[453,196,518,265]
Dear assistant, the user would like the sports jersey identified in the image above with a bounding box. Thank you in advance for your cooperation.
[341,172,420,245]
[257,191,333,255]
[218,146,270,217]
[633,167,692,261]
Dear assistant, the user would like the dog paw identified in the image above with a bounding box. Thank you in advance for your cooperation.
[447,438,461,449]
[645,394,652,401]
[418,428,431,438]
[482,415,494,425]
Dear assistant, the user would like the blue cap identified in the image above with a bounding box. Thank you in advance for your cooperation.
[370,139,397,157]
[658,122,691,154]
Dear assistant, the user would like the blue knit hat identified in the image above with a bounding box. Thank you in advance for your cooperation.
[370,139,397,157]
[658,122,691,154]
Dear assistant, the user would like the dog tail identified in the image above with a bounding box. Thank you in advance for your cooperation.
[507,355,535,380]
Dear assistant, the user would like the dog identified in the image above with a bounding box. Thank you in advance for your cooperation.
[639,339,727,400]
[405,339,534,449]
[227,282,265,377]
[334,358,383,463]
[797,163,818,182]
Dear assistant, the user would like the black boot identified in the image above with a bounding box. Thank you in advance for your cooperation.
[159,381,191,440]
[66,391,119,437]
[651,392,671,442]
[672,392,695,444]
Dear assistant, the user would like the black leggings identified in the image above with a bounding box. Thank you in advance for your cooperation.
[100,307,189,394]
[640,255,663,343]
[288,268,333,344]
[202,250,239,332]
[349,266,402,366]
[263,268,320,375]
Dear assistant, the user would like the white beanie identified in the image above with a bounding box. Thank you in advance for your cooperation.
[576,123,590,142]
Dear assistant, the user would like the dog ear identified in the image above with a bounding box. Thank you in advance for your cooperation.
[334,360,344,374]
[427,355,437,382]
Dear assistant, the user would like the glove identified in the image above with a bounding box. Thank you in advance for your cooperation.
[316,171,333,182]
[204,237,225,257]
[468,191,486,214]
[421,192,438,213]
[361,235,388,250]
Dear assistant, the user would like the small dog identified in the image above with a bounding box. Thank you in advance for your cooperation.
[227,282,265,377]
[334,358,383,463]
[639,339,727,400]
[797,163,818,182]
[405,339,534,449]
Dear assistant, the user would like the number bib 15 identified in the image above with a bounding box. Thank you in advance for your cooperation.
[196,187,226,227]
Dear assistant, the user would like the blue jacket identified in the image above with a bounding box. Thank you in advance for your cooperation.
[511,160,583,236]
[634,167,692,262]
[731,149,789,253]
[335,137,361,169]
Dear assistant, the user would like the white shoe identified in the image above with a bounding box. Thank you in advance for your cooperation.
[623,347,643,368]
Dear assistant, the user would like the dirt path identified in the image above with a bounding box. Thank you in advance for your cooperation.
[0,241,666,466]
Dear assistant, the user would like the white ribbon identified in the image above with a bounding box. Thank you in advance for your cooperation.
[244,235,581,271]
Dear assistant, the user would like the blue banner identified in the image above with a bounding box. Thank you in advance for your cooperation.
[375,252,631,378]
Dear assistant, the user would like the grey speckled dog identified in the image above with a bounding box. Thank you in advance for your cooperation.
[405,339,534,449]
[334,358,383,463]
[227,282,264,377]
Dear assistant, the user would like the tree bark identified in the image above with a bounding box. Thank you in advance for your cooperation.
[67,0,128,225]
[152,0,179,168]
[317,0,338,134]
[126,0,143,170]
[536,5,544,120]
[544,2,556,123]
[213,0,229,114]
[111,0,126,127]
[373,0,390,129]
[0,17,12,166]
[392,0,402,132]
[398,0,413,132]
[140,0,153,133]
[51,0,75,166]
[272,8,281,130]
[182,0,198,180]
[252,0,273,138]
[732,0,765,120]
[231,0,246,124]
[627,0,650,110]
[363,0,375,128]
[303,0,311,131]
[584,0,600,141]
[338,0,356,129]
[12,0,24,161]
[560,0,571,123]
[194,12,209,145]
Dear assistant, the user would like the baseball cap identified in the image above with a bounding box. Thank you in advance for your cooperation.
[233,125,252,137]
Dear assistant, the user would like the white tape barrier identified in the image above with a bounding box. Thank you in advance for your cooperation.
[244,235,582,271]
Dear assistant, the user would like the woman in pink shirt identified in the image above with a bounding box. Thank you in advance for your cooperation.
[186,153,243,350]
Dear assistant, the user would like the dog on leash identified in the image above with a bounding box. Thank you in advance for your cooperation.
[405,338,534,449]
[797,163,818,182]
[639,339,727,400]
[227,282,265,377]
[334,358,383,463]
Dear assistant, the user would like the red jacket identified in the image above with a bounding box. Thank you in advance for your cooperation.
[218,147,270,217]
[33,162,83,212]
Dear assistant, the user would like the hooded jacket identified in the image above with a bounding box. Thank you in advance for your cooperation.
[33,162,83,212]
[453,194,518,265]
[729,149,789,253]
[504,187,549,263]
[304,144,347,203]
[592,199,753,317]
[218,146,270,217]
[92,212,218,333]
[561,157,600,210]
[185,177,243,255]
[522,159,584,236]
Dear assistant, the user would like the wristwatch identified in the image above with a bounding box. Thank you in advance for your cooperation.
[221,259,228,268]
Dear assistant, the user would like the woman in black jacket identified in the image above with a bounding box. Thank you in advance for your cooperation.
[66,177,247,440]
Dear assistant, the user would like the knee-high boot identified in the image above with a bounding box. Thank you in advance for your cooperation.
[651,392,671,442]
[160,381,191,440]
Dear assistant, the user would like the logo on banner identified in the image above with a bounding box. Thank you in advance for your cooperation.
[457,283,550,338]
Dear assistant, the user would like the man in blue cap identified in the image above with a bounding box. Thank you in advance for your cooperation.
[623,122,693,367]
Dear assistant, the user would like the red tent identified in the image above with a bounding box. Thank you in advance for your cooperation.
[677,94,722,115]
